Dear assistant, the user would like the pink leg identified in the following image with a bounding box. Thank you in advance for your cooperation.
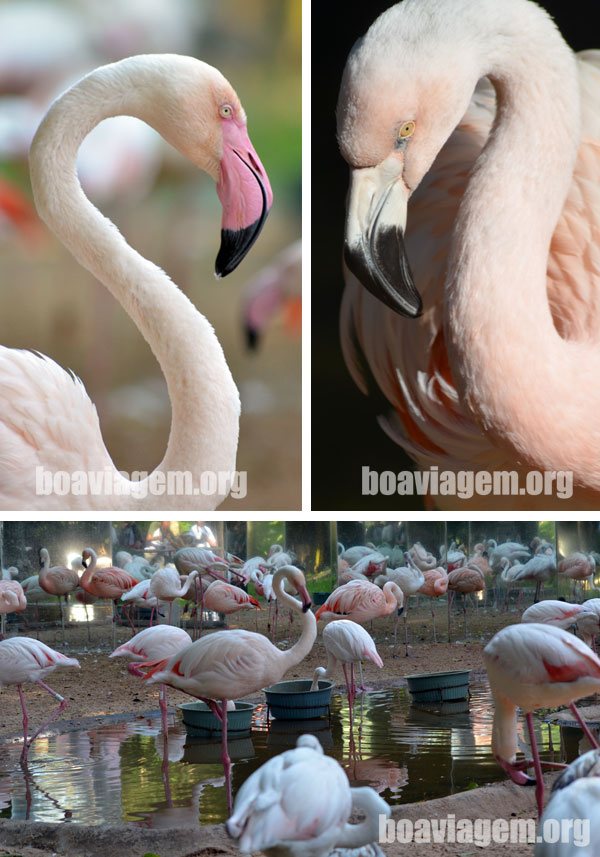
[167,601,173,626]
[207,698,232,813]
[24,681,68,756]
[343,663,355,733]
[18,685,29,758]
[569,703,600,749]
[525,712,545,819]
[159,684,169,735]
[149,607,155,627]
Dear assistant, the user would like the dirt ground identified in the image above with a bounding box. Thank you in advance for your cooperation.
[1,602,551,857]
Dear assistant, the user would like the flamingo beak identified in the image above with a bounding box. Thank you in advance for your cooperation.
[216,121,273,278]
[496,755,536,786]
[298,583,312,612]
[344,156,421,317]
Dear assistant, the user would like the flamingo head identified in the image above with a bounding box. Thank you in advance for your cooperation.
[336,3,481,317]
[38,547,49,568]
[81,548,94,568]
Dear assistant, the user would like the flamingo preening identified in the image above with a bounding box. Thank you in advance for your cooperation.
[110,625,191,735]
[0,54,272,511]
[338,0,600,509]
[226,733,390,857]
[484,623,600,818]
[0,637,79,762]
[141,566,316,812]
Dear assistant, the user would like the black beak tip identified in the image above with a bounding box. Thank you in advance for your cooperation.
[397,606,404,616]
[216,213,268,278]
[302,602,312,613]
[245,324,260,351]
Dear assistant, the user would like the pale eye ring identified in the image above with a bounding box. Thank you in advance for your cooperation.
[398,120,416,140]
[219,103,233,119]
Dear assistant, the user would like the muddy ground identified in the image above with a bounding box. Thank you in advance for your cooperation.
[1,602,553,857]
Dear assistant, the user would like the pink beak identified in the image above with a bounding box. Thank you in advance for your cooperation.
[215,118,273,277]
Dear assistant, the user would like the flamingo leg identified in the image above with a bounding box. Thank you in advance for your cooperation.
[431,606,437,643]
[525,712,545,819]
[24,680,68,756]
[0,613,5,640]
[220,697,232,812]
[357,660,371,692]
[159,684,169,735]
[404,602,409,656]
[84,604,91,642]
[161,730,173,808]
[58,595,65,645]
[569,703,600,749]
[111,601,117,649]
[463,599,468,639]
[167,601,173,626]
[18,685,29,756]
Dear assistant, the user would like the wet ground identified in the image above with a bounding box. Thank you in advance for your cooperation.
[0,681,583,828]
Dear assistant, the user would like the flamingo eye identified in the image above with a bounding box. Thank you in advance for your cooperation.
[219,103,233,119]
[395,120,415,148]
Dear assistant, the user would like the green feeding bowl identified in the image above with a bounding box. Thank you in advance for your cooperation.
[264,679,333,720]
[406,669,471,704]
[178,701,255,738]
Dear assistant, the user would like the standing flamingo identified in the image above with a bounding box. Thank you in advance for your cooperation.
[315,579,404,644]
[110,625,191,735]
[226,733,390,857]
[338,0,600,509]
[203,580,260,615]
[80,548,138,644]
[148,567,200,626]
[38,548,79,643]
[447,566,485,638]
[406,543,437,572]
[0,54,272,511]
[0,580,27,638]
[417,566,448,642]
[375,557,423,655]
[484,623,600,817]
[141,566,316,812]
[311,620,383,713]
[534,749,600,857]
[0,636,79,761]
[558,553,596,601]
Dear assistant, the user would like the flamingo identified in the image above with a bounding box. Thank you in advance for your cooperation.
[311,620,383,713]
[148,567,200,626]
[487,541,531,573]
[484,623,600,818]
[0,580,27,638]
[439,542,466,572]
[406,542,437,571]
[375,558,423,655]
[38,547,79,643]
[140,565,316,812]
[417,566,448,642]
[226,733,390,857]
[315,580,404,642]
[80,547,138,644]
[0,636,79,761]
[242,239,302,350]
[577,600,600,651]
[174,547,239,583]
[203,580,260,615]
[120,578,165,626]
[338,0,600,509]
[0,54,272,511]
[558,553,596,601]
[1,566,19,581]
[110,625,191,735]
[534,749,600,857]
[522,600,585,632]
[338,544,377,566]
[447,566,485,638]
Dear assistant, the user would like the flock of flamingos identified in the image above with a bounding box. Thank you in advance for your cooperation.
[2,537,600,854]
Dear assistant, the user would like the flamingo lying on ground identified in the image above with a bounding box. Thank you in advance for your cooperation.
[140,566,316,812]
[0,579,26,638]
[0,54,272,511]
[0,637,79,761]
[110,625,191,734]
[38,547,79,643]
[315,580,404,645]
[226,733,390,857]
[535,749,600,857]
[311,620,383,713]
[484,623,600,818]
[338,0,600,510]
[80,548,138,644]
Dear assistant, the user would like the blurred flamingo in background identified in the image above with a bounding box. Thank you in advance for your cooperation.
[38,547,79,643]
[80,548,137,643]
[0,55,272,511]
[447,566,485,638]
[242,240,302,350]
[0,579,26,638]
[315,580,404,643]
[558,553,596,601]
[110,624,191,734]
[311,619,383,714]
[0,636,79,761]
[417,567,448,642]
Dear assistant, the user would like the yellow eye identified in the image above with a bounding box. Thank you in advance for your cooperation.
[398,120,416,140]
[219,104,233,119]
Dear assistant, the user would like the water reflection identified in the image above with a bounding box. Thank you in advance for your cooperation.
[0,682,572,826]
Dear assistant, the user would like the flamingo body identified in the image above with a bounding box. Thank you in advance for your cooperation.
[315,580,403,624]
[203,580,260,614]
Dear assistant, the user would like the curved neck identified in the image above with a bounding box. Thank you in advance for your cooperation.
[336,788,386,849]
[29,60,239,500]
[444,6,592,478]
[81,551,98,587]
[273,569,317,669]
[384,582,402,610]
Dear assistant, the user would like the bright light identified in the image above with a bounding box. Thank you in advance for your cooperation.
[66,551,83,569]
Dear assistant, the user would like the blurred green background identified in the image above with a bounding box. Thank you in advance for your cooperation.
[0,0,301,510]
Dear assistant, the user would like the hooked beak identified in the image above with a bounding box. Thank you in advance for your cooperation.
[344,156,422,318]
[298,583,313,613]
[216,122,273,278]
[81,558,88,569]
[496,755,536,787]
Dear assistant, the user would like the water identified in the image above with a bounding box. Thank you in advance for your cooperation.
[0,681,577,827]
